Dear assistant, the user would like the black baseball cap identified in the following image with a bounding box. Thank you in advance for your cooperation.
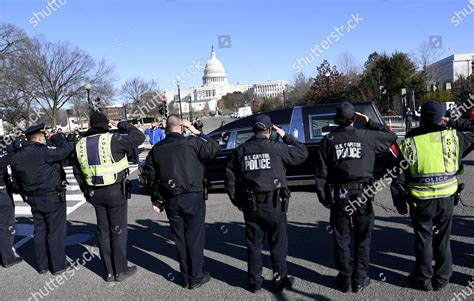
[335,102,355,120]
[420,101,444,125]
[252,114,272,131]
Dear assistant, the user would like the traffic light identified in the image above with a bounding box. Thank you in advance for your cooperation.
[94,97,101,111]
[163,101,168,117]
[158,104,164,115]
[162,96,168,117]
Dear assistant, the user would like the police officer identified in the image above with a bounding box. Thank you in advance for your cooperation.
[142,114,219,289]
[11,123,73,274]
[225,114,308,293]
[0,145,22,268]
[314,102,397,293]
[391,101,474,291]
[73,111,145,282]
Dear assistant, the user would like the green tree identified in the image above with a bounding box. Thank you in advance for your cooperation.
[360,52,424,113]
[452,74,474,103]
[217,91,248,114]
[287,73,312,105]
[421,90,453,103]
[307,60,345,103]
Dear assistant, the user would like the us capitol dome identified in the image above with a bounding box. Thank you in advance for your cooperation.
[167,47,289,114]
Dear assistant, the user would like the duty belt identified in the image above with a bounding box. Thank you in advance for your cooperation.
[334,183,366,190]
[28,191,58,198]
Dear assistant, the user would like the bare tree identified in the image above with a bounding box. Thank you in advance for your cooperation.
[0,23,36,127]
[18,38,116,126]
[287,73,312,105]
[0,23,29,60]
[120,77,158,104]
[414,42,445,90]
[337,52,360,76]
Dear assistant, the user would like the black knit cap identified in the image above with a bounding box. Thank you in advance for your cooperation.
[335,102,355,120]
[420,101,444,125]
[90,111,109,130]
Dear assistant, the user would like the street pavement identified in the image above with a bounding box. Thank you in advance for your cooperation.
[1,117,473,300]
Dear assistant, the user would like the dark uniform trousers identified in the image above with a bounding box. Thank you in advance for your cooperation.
[244,200,288,288]
[0,193,16,265]
[164,192,206,285]
[330,194,374,286]
[28,195,67,272]
[89,185,128,276]
[409,196,454,288]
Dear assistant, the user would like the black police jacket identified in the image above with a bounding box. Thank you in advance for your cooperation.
[142,132,219,201]
[0,151,13,206]
[314,120,397,205]
[11,134,74,196]
[225,134,308,204]
[72,121,146,190]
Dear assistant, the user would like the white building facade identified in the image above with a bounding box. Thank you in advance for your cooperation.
[169,48,290,114]
[427,53,474,91]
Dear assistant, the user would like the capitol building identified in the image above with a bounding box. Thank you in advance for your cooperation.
[167,47,290,114]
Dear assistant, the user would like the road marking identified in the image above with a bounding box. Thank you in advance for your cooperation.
[13,166,138,250]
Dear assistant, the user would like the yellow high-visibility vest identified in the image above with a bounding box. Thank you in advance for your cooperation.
[400,129,459,200]
[76,133,129,187]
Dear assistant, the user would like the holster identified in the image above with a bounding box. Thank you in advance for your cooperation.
[203,177,208,201]
[279,188,291,212]
[454,183,464,206]
[57,181,67,203]
[121,179,132,200]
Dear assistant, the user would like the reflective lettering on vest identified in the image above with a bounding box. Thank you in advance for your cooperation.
[334,142,362,160]
[244,153,272,171]
[76,133,129,187]
[400,129,459,200]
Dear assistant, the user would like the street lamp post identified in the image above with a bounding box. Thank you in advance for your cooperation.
[85,83,92,113]
[177,85,183,121]
[189,96,193,120]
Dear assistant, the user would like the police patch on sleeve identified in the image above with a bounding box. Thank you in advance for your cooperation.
[334,142,361,159]
[244,153,272,171]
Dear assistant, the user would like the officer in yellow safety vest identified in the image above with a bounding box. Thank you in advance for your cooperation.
[391,101,474,291]
[73,111,145,282]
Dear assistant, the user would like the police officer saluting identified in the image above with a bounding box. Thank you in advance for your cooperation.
[391,101,474,291]
[11,123,73,274]
[314,102,397,293]
[225,114,308,293]
[73,111,145,282]
[142,114,219,289]
[0,145,22,268]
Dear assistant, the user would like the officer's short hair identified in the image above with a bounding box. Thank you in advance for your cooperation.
[27,132,43,141]
[166,114,181,128]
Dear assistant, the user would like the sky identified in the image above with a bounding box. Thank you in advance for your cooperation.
[0,0,473,96]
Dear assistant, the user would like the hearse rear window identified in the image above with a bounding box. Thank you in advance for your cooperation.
[309,114,337,139]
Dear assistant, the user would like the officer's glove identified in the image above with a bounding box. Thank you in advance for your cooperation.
[230,198,242,209]
[396,205,408,215]
[152,201,164,213]
[322,200,333,209]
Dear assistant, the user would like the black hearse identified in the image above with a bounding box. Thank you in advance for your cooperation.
[205,101,397,187]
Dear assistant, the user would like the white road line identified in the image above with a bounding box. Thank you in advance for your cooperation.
[13,164,138,249]
[13,196,87,250]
